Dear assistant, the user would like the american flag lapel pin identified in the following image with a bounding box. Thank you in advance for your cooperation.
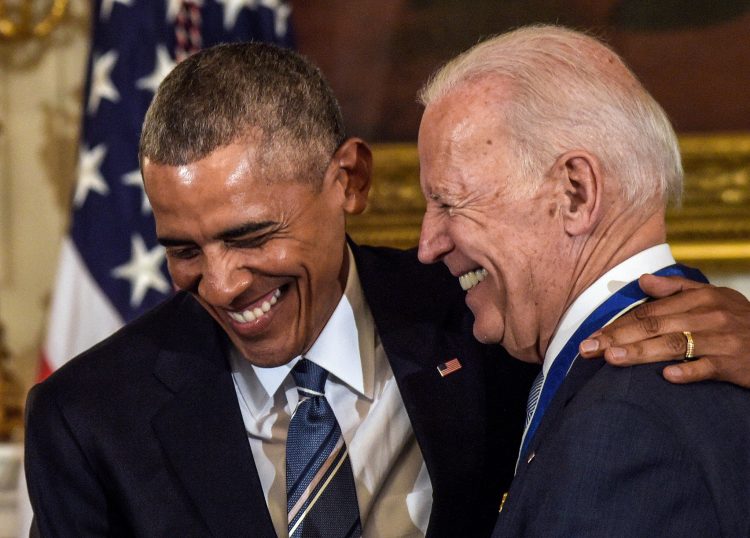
[437,358,462,377]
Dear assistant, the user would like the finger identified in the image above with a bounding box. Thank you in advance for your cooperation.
[621,286,715,322]
[597,332,692,366]
[662,357,719,384]
[632,281,746,319]
[613,285,739,333]
[664,356,750,388]
[637,273,708,299]
[584,285,744,348]
[579,310,716,357]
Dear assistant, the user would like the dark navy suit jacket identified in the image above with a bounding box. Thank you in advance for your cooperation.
[494,355,750,537]
[26,243,537,537]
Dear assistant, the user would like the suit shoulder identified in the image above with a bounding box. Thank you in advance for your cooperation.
[351,244,464,311]
[352,244,452,279]
[575,361,750,444]
[33,292,213,403]
[591,360,750,405]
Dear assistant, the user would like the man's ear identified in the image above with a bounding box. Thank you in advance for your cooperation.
[330,137,372,215]
[553,150,602,236]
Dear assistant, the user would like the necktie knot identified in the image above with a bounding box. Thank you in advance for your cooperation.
[292,359,328,394]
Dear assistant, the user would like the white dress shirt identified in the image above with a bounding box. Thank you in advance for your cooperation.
[230,247,432,538]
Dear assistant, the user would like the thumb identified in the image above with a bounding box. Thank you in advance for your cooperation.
[638,273,705,299]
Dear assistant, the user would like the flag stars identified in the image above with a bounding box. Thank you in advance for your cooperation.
[74,144,109,207]
[260,0,290,37]
[111,235,170,308]
[136,46,177,94]
[217,0,258,30]
[122,170,151,214]
[166,0,183,22]
[88,50,120,114]
[99,0,133,20]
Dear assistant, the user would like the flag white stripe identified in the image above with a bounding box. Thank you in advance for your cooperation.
[44,237,123,370]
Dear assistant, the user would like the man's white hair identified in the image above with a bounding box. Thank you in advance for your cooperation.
[418,25,682,208]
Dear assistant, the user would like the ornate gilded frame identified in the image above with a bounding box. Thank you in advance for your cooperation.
[347,135,750,270]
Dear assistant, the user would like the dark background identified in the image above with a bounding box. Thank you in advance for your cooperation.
[293,0,750,141]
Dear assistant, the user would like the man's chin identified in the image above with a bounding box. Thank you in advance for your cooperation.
[232,339,299,368]
[472,321,503,345]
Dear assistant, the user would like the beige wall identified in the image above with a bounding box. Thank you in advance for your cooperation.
[0,0,90,388]
[0,3,748,392]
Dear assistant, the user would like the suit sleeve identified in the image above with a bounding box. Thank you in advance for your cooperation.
[25,383,111,537]
[514,400,721,537]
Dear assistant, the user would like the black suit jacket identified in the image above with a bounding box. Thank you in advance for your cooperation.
[26,243,537,537]
[494,356,750,537]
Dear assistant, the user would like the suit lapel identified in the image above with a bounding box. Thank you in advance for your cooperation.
[515,357,605,480]
[151,297,275,537]
[350,242,494,528]
[376,322,478,488]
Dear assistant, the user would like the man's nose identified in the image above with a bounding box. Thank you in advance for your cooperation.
[418,213,452,265]
[198,254,251,307]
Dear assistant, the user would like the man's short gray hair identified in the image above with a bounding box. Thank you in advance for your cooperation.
[140,42,346,186]
[418,25,682,208]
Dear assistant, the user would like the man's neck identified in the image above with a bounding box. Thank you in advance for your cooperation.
[542,243,675,375]
[538,209,667,361]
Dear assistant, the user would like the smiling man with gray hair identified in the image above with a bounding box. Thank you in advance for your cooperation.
[417,25,750,535]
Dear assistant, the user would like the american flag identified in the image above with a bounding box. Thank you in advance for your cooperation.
[437,358,462,377]
[39,0,293,379]
[21,2,292,535]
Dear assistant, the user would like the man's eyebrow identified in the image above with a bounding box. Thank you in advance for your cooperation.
[158,236,194,247]
[217,221,277,241]
[157,221,277,247]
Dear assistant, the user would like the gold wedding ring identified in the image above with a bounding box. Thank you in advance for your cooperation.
[683,331,695,361]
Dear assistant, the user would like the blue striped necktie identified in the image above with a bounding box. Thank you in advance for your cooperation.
[286,359,361,538]
[524,371,545,431]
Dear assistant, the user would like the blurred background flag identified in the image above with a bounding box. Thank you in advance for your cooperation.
[20,0,293,534]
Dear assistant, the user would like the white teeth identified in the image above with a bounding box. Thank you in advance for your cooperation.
[459,268,488,291]
[229,288,282,324]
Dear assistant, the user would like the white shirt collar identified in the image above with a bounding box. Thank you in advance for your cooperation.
[230,245,372,417]
[542,244,676,377]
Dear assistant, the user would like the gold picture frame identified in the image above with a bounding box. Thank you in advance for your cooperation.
[347,135,750,270]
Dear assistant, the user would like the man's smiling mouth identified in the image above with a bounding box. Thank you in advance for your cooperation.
[458,268,488,291]
[228,288,282,323]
